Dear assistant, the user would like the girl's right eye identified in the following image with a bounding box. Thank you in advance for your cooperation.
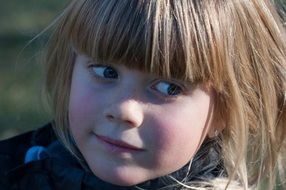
[89,65,118,80]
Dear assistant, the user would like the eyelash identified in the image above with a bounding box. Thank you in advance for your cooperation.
[88,64,119,80]
[150,80,185,98]
[88,64,186,98]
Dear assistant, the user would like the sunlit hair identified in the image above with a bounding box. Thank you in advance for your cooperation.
[45,0,286,189]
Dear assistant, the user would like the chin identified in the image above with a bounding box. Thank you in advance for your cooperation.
[91,168,153,187]
[99,174,148,187]
[110,179,142,187]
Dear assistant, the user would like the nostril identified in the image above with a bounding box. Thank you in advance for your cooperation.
[103,100,144,128]
[105,113,136,127]
[125,120,134,126]
[106,114,115,121]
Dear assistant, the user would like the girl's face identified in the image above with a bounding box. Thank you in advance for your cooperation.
[69,54,215,186]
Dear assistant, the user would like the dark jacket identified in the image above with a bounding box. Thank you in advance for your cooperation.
[0,123,224,190]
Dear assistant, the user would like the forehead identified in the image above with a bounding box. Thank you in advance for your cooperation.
[65,0,226,84]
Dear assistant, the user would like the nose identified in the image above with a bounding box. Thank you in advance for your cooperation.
[104,98,144,128]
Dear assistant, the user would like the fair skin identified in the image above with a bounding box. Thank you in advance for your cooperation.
[69,53,216,186]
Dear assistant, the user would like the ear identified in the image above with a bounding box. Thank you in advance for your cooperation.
[207,126,224,138]
[207,115,225,138]
[207,91,226,138]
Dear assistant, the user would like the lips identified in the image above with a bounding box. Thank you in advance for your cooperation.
[94,134,145,151]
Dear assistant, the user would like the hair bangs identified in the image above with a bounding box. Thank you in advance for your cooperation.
[67,0,227,84]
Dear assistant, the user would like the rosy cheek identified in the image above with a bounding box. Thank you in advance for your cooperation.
[69,82,98,128]
[71,97,91,117]
[157,121,192,150]
[147,108,205,165]
[69,90,98,146]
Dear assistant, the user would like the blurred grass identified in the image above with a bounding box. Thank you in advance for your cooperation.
[0,0,68,139]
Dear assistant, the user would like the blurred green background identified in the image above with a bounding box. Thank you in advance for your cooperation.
[0,0,68,139]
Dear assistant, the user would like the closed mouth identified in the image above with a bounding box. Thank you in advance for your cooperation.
[94,134,145,151]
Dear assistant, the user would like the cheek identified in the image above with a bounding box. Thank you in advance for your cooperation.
[69,91,94,123]
[147,99,212,170]
[68,79,102,140]
[152,114,203,159]
[69,85,90,121]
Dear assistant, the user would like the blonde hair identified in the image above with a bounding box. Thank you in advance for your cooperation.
[45,0,286,189]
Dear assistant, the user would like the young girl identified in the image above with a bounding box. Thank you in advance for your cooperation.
[1,0,286,189]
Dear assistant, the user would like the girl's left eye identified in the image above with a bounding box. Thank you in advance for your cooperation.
[89,65,118,79]
[151,81,184,97]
